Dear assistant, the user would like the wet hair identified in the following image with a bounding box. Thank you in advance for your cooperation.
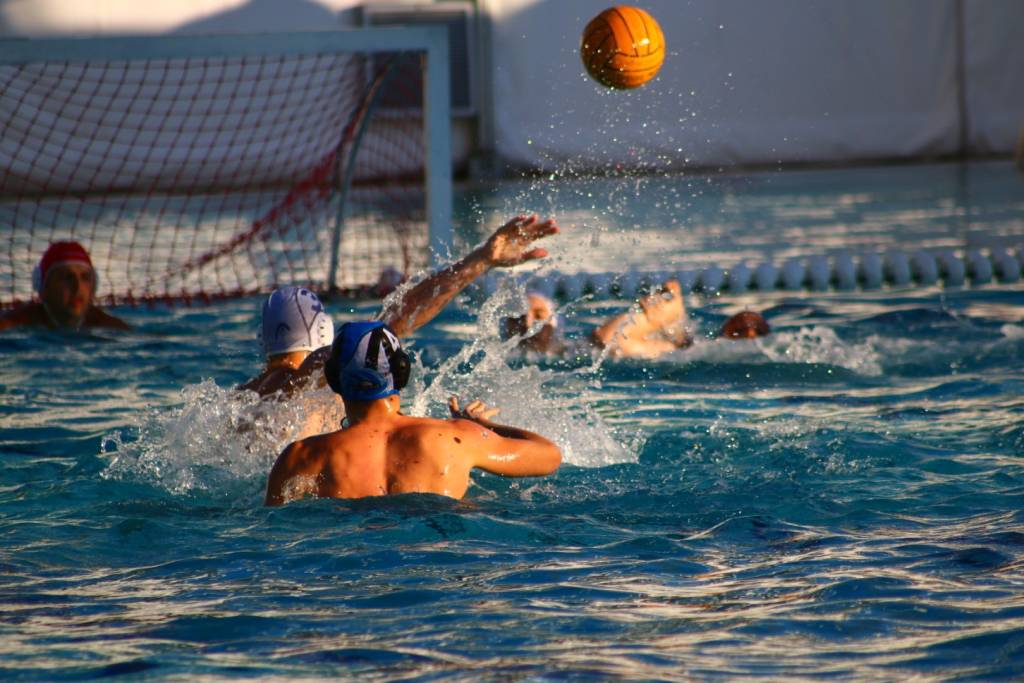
[720,311,770,339]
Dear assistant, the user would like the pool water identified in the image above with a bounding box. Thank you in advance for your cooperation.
[2,162,1024,680]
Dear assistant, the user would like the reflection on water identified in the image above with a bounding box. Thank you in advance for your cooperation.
[1,163,1023,678]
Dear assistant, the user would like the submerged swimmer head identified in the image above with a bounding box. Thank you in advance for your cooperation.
[720,311,770,339]
[260,286,334,358]
[325,321,410,402]
[501,291,561,353]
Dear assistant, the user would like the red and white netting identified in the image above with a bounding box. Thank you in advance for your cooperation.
[0,50,429,307]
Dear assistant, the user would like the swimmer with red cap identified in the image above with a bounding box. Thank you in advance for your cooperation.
[0,241,129,332]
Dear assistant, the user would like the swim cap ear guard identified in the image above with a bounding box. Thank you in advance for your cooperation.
[325,321,410,401]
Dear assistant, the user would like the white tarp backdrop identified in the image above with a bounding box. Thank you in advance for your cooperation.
[488,0,1022,169]
[963,1,1024,155]
[1,0,1022,169]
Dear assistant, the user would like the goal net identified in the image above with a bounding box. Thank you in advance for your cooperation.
[0,28,452,308]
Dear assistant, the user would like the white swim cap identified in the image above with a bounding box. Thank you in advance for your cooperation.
[260,286,334,356]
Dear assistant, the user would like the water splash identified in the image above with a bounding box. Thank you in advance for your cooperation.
[408,281,642,469]
[677,324,884,375]
[100,379,344,496]
[99,281,639,496]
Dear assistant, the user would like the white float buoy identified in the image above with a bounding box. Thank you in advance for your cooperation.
[833,254,857,290]
[782,258,805,290]
[617,270,642,299]
[991,249,1021,283]
[860,253,884,289]
[727,263,752,293]
[911,251,938,286]
[754,262,778,291]
[698,266,725,295]
[807,255,830,291]
[885,251,912,287]
[938,251,965,287]
[966,250,992,284]
[675,270,698,293]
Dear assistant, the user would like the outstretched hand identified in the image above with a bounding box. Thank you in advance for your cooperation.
[448,396,500,423]
[483,214,559,268]
[637,279,685,329]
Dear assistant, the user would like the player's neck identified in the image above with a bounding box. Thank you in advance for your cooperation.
[265,351,307,372]
[41,301,85,330]
[343,395,401,424]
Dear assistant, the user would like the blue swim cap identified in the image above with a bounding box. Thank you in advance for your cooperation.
[325,321,410,401]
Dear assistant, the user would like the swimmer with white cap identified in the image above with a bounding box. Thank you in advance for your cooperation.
[1,241,129,332]
[264,321,561,505]
[238,286,335,396]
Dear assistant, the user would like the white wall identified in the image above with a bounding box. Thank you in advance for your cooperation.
[2,0,1021,168]
[0,0,362,36]
[964,1,1024,154]
[488,0,1023,169]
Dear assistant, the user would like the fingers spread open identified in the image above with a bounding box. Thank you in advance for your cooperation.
[524,219,558,239]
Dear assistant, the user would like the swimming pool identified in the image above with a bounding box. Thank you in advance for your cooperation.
[2,162,1023,679]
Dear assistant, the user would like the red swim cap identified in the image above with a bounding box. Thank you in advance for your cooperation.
[34,241,93,292]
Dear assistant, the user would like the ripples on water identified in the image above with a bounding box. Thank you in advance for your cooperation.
[2,166,1024,679]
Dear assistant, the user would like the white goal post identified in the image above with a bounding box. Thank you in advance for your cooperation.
[0,27,452,305]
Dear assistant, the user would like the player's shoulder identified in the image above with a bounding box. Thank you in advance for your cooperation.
[280,432,334,464]
[85,306,130,330]
[0,302,44,328]
[393,415,469,440]
[298,345,330,373]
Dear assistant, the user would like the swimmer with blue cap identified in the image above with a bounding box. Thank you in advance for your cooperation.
[264,320,561,505]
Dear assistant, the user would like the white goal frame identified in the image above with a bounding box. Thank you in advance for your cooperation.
[0,26,453,276]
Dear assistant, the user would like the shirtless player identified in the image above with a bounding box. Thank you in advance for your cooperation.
[264,321,561,504]
[503,279,691,359]
[0,241,129,332]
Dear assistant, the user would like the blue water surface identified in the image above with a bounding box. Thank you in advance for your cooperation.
[1,162,1023,680]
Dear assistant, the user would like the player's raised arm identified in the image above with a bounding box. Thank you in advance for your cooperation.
[291,215,558,387]
[381,214,559,337]
[447,397,561,477]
